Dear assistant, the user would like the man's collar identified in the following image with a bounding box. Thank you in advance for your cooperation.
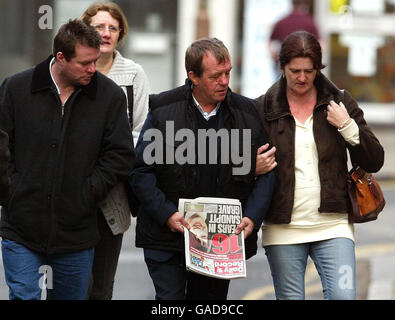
[191,94,221,121]
[185,78,227,120]
[31,55,97,100]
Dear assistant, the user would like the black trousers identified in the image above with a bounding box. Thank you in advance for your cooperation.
[145,251,230,300]
[87,210,123,300]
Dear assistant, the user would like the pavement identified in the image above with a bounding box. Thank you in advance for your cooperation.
[362,105,395,300]
[357,179,395,300]
[367,251,395,299]
[352,120,395,300]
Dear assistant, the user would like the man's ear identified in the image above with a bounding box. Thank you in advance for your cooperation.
[188,71,199,86]
[55,52,66,64]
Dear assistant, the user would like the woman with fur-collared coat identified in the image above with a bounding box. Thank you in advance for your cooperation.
[256,31,384,300]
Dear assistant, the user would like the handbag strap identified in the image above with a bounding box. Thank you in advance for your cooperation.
[350,166,365,182]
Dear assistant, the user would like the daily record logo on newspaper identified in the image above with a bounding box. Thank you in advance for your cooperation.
[142,121,252,175]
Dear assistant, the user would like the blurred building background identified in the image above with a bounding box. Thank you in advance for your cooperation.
[0,0,394,120]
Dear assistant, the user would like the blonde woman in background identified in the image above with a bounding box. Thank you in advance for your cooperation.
[81,2,149,300]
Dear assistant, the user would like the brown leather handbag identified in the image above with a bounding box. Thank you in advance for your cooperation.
[347,166,386,223]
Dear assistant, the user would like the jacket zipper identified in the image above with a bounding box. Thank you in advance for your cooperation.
[46,90,78,253]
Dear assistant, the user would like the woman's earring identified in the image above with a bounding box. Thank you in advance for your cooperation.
[282,73,285,79]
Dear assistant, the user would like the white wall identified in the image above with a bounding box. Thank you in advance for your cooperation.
[241,0,290,98]
[54,0,95,32]
[176,0,199,86]
[176,0,239,88]
[208,0,238,89]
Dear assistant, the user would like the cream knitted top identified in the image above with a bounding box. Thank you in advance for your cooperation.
[107,50,150,147]
[99,50,150,235]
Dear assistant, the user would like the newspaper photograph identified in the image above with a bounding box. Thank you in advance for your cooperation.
[179,197,246,279]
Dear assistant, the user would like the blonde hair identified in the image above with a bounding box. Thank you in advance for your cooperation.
[80,2,129,44]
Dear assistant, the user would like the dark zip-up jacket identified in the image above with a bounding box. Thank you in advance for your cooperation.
[0,128,10,203]
[0,56,135,254]
[257,72,384,224]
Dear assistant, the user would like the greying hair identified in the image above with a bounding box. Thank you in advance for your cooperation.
[185,37,230,77]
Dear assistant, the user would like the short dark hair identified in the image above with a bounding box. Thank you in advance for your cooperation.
[53,19,102,61]
[279,31,325,70]
[185,37,230,77]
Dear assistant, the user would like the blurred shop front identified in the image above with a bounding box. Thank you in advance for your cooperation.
[0,0,239,95]
[0,0,179,95]
[242,0,395,123]
[0,0,55,83]
[317,0,395,123]
[1,0,394,116]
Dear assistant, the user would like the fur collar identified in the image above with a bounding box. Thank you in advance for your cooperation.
[262,72,343,121]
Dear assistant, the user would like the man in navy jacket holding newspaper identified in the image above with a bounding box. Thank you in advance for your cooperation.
[130,38,275,300]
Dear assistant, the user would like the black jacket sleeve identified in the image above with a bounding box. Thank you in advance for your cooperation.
[129,109,178,226]
[89,91,136,202]
[0,79,12,204]
[0,129,10,204]
[243,113,276,228]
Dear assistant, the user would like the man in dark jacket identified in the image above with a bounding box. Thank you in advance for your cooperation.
[0,129,10,203]
[0,20,135,300]
[130,38,275,300]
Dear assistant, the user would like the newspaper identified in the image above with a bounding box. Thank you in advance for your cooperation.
[179,197,246,279]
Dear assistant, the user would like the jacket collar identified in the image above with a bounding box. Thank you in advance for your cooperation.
[262,72,342,121]
[31,55,97,100]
